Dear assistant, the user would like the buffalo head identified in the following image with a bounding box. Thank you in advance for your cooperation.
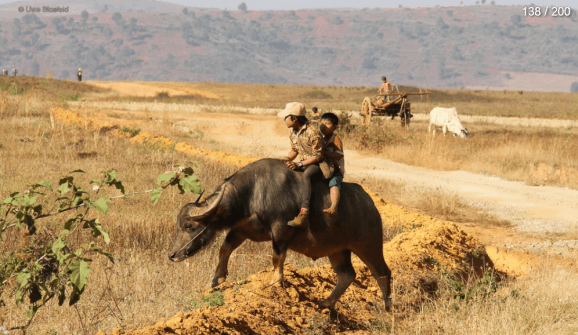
[448,123,468,138]
[168,185,227,262]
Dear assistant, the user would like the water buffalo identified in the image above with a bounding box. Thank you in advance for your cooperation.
[168,158,392,310]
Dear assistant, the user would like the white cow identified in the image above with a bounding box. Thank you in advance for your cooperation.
[428,107,468,138]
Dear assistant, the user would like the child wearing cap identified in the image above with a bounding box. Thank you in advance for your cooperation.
[319,112,344,216]
[277,102,324,228]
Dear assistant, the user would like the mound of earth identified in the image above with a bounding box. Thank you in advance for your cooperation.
[51,108,495,334]
[99,221,489,335]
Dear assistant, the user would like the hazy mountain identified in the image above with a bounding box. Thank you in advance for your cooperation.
[1,1,577,90]
[0,0,185,18]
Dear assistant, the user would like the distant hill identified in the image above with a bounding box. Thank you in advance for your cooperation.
[1,1,578,91]
[0,0,184,18]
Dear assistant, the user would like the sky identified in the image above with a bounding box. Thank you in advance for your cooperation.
[0,0,575,10]
[155,0,575,11]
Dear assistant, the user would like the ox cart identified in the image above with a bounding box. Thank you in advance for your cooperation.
[360,91,431,127]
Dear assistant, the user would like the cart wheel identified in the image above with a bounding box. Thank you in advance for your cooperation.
[401,112,411,127]
[361,97,373,126]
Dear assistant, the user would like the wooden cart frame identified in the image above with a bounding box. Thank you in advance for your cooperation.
[360,92,430,127]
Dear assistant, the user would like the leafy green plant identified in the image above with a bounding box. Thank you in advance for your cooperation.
[201,291,225,307]
[0,165,202,332]
[151,165,201,205]
[0,170,122,332]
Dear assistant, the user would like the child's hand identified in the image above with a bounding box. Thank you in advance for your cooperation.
[285,161,298,170]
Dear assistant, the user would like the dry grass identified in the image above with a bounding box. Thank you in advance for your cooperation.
[0,105,326,334]
[82,81,578,119]
[2,79,578,334]
[343,119,578,190]
[354,176,511,229]
[75,79,578,189]
[370,264,578,334]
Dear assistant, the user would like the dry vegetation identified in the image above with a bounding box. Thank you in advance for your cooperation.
[1,77,577,334]
[341,118,578,190]
[86,81,578,119]
[351,175,511,229]
[76,80,578,190]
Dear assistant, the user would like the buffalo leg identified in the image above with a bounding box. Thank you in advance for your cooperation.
[319,250,355,309]
[212,230,246,287]
[269,221,293,285]
[352,249,392,311]
[270,240,288,285]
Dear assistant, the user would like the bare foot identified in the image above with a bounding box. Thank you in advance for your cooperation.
[323,207,338,216]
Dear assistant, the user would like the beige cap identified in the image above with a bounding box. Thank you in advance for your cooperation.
[277,102,306,119]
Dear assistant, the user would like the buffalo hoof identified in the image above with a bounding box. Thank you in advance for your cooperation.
[211,276,226,287]
[385,298,392,312]
[317,299,336,310]
[268,272,283,286]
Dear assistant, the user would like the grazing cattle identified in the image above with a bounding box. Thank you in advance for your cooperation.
[168,158,392,311]
[428,107,468,138]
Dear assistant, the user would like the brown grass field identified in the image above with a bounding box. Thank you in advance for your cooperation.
[1,77,577,334]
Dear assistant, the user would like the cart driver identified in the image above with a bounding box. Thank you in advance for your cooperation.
[378,76,393,102]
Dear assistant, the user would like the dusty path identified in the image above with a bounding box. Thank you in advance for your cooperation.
[166,111,578,258]
[73,101,578,129]
[171,113,578,231]
[75,99,578,258]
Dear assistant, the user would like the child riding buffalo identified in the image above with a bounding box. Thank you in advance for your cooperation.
[278,102,324,227]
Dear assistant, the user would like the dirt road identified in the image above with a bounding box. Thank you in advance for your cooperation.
[73,90,578,259]
[168,111,578,256]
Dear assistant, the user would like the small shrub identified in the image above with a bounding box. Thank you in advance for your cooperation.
[155,91,170,98]
[356,125,408,153]
[121,126,141,137]
[201,291,225,307]
[0,83,28,95]
[65,93,80,101]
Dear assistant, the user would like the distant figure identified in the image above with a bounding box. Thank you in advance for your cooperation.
[2,69,7,76]
[77,68,82,81]
[310,106,320,125]
[11,65,17,76]
[378,76,393,102]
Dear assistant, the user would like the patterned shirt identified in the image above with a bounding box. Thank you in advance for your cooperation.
[289,122,324,162]
[324,133,345,175]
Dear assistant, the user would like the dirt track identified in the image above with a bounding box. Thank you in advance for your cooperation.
[171,113,578,233]
[56,80,578,333]
[52,104,578,334]
[64,102,578,259]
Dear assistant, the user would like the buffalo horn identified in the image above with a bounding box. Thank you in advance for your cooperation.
[188,184,227,221]
[195,189,206,204]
